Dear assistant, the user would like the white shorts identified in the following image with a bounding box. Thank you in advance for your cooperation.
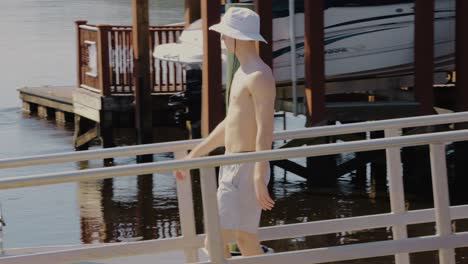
[217,162,271,234]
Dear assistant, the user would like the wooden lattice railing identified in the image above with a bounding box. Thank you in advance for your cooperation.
[76,21,185,95]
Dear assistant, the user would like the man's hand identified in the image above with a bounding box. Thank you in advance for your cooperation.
[254,177,275,210]
[174,169,187,181]
[174,154,192,181]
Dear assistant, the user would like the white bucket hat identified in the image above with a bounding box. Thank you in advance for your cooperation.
[209,7,267,43]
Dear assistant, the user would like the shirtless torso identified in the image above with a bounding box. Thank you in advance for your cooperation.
[225,62,274,153]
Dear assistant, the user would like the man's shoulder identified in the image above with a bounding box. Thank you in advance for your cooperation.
[247,64,274,86]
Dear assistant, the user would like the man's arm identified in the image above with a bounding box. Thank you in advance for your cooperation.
[174,119,226,180]
[187,119,226,159]
[248,70,276,210]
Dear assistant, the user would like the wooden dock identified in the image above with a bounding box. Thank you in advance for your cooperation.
[18,85,188,151]
[19,86,74,123]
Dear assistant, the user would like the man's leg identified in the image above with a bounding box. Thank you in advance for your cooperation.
[205,229,235,259]
[235,230,263,256]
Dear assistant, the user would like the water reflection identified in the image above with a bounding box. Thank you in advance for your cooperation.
[77,159,181,243]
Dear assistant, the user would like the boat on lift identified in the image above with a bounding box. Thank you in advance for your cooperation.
[154,0,455,83]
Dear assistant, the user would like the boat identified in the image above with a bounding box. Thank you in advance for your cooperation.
[153,0,455,84]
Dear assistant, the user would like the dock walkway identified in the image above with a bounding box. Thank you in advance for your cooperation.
[18,86,74,122]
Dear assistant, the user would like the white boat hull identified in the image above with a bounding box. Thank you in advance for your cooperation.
[153,0,455,84]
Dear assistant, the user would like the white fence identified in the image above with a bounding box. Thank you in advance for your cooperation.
[2,112,468,263]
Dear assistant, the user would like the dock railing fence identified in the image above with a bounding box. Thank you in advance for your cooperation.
[2,112,468,263]
[76,21,185,96]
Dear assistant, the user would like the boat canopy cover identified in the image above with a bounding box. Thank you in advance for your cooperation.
[239,0,414,18]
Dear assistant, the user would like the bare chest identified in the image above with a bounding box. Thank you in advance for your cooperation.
[228,75,253,109]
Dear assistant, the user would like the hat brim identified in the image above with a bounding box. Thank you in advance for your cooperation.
[209,23,267,43]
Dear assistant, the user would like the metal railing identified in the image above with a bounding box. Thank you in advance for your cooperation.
[2,112,468,264]
[76,21,185,95]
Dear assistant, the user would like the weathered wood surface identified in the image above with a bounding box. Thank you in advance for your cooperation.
[303,0,326,126]
[414,0,435,115]
[18,86,74,113]
[132,0,153,151]
[201,0,224,136]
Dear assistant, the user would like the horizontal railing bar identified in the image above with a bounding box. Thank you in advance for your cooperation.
[1,236,199,264]
[0,139,203,169]
[272,111,468,141]
[227,232,468,264]
[6,204,468,263]
[2,112,468,169]
[258,204,468,242]
[78,25,98,31]
[1,129,468,190]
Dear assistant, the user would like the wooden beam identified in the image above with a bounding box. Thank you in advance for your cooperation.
[185,0,201,26]
[414,0,435,115]
[132,0,153,157]
[97,25,112,96]
[254,0,273,67]
[75,20,87,88]
[201,0,224,136]
[454,0,468,202]
[455,0,468,111]
[304,0,326,126]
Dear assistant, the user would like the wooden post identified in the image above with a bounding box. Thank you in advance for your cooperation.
[254,0,273,68]
[304,1,327,186]
[75,20,88,88]
[454,0,468,204]
[455,0,468,112]
[132,0,153,162]
[185,0,201,26]
[97,25,112,96]
[414,0,435,115]
[304,0,326,126]
[201,0,224,136]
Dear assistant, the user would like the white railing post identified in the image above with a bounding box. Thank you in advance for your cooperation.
[174,151,199,263]
[429,143,456,264]
[200,167,225,264]
[384,128,410,264]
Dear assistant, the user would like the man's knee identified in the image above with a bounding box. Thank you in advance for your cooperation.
[235,230,257,246]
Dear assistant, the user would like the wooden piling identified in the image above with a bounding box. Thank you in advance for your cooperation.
[455,0,468,111]
[75,20,87,88]
[303,0,328,185]
[304,0,326,126]
[454,0,468,203]
[132,0,153,162]
[22,102,36,114]
[55,110,66,124]
[185,0,201,26]
[414,0,435,115]
[97,25,112,96]
[254,0,273,67]
[37,105,49,118]
[201,0,224,136]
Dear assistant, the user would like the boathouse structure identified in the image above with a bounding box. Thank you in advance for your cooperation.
[7,0,468,263]
[18,0,468,148]
[17,0,468,189]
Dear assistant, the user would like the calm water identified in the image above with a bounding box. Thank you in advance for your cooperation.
[1,1,468,263]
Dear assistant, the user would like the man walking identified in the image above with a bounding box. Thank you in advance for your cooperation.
[175,7,276,257]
